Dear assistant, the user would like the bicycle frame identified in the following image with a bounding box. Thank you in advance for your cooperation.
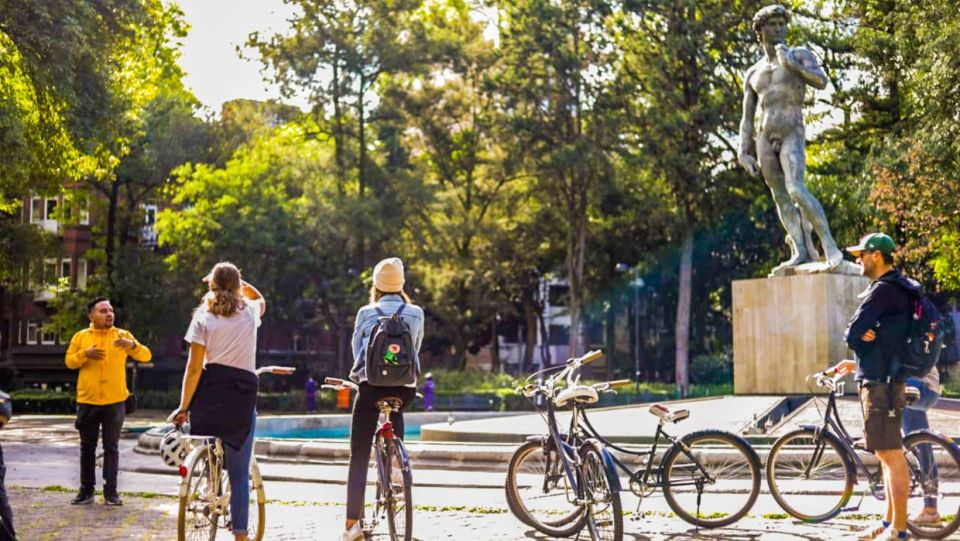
[579,408,714,495]
[800,385,885,497]
[180,435,231,518]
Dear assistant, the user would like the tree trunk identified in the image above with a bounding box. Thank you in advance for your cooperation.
[523,294,537,372]
[105,181,120,291]
[674,226,693,397]
[490,318,500,373]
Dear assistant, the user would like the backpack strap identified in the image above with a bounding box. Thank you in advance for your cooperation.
[393,303,406,317]
[374,306,387,317]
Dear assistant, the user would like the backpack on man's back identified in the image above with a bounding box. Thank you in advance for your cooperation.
[365,304,417,386]
[889,282,947,378]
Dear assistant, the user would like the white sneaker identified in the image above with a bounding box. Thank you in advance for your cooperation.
[339,522,364,541]
[882,528,909,541]
[856,523,887,541]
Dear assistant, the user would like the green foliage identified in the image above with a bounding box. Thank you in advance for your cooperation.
[690,351,733,386]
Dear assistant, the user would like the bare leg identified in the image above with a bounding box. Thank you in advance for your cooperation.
[780,133,843,268]
[758,136,809,272]
[877,449,910,531]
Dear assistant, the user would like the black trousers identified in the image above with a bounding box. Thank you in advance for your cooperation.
[346,383,416,520]
[0,443,14,540]
[75,402,125,495]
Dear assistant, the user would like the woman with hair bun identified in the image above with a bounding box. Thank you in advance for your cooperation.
[170,262,266,541]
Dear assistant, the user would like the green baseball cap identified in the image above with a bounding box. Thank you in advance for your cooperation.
[846,232,896,256]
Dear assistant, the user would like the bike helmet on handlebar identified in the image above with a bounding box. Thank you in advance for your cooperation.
[160,426,190,467]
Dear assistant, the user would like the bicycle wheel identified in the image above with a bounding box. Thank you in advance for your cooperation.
[178,447,217,541]
[661,430,761,528]
[246,459,267,541]
[578,440,623,541]
[505,439,586,537]
[904,430,960,539]
[766,428,855,522]
[384,439,413,541]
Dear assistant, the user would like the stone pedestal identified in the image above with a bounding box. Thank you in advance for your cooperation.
[733,273,871,395]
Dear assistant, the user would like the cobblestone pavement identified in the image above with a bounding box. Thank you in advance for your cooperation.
[9,485,892,540]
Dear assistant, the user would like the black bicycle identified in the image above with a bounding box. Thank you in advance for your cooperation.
[505,350,624,541]
[506,350,762,537]
[766,368,960,539]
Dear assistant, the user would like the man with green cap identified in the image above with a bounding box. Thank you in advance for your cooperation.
[831,232,921,541]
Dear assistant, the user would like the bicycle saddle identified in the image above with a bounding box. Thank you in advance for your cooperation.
[554,385,599,407]
[648,403,690,423]
[376,397,404,411]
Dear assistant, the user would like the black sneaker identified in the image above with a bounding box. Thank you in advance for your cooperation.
[103,493,123,506]
[71,492,95,505]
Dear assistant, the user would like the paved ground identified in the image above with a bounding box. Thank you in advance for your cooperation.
[2,414,954,540]
[8,485,882,540]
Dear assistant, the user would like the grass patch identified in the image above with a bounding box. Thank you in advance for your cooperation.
[762,512,789,520]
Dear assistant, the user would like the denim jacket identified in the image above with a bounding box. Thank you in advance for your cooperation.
[349,295,424,385]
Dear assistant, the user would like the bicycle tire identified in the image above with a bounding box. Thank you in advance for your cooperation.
[178,446,216,541]
[246,459,267,541]
[661,429,761,528]
[903,430,960,540]
[505,439,586,537]
[384,439,413,541]
[578,440,623,541]
[766,428,855,523]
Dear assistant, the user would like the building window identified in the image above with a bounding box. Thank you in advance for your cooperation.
[61,257,72,284]
[24,320,39,345]
[142,204,158,247]
[30,197,44,223]
[40,328,57,345]
[44,258,58,286]
[77,258,88,290]
[29,195,60,233]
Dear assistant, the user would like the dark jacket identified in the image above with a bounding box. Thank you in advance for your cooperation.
[844,269,919,383]
[189,363,258,449]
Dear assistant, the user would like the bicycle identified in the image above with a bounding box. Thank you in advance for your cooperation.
[506,352,762,537]
[176,365,295,541]
[766,368,960,539]
[322,377,414,541]
[505,350,626,541]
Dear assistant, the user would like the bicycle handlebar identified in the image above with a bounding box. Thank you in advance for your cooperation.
[323,377,359,391]
[255,365,296,376]
[576,350,604,366]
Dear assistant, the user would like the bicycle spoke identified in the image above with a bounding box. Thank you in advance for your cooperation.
[766,429,852,522]
[904,432,960,539]
[662,431,760,528]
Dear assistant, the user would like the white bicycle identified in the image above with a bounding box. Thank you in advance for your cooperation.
[175,366,294,541]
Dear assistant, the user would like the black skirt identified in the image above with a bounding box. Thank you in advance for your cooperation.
[189,363,258,450]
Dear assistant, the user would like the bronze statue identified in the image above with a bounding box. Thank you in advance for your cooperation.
[739,5,844,276]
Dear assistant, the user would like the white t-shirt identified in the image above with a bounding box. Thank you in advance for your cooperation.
[184,298,263,374]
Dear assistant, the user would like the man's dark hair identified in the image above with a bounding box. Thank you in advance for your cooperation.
[87,297,110,314]
[881,252,894,265]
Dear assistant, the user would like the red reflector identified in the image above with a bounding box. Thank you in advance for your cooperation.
[179,465,187,477]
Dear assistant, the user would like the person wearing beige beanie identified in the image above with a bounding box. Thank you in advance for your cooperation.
[339,257,424,541]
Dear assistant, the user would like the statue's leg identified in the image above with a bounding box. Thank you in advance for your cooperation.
[758,135,809,271]
[780,133,843,268]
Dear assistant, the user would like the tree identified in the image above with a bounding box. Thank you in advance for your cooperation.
[495,0,621,358]
[613,0,761,394]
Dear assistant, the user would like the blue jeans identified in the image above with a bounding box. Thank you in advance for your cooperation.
[904,377,940,508]
[224,411,256,535]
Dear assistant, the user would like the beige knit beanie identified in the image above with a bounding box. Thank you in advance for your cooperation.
[373,257,405,293]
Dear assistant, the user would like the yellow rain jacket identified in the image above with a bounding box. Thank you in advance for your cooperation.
[65,325,152,405]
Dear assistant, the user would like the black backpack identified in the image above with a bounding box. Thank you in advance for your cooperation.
[365,304,417,386]
[898,289,946,378]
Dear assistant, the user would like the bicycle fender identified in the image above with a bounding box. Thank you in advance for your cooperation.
[597,446,623,492]
[525,434,550,444]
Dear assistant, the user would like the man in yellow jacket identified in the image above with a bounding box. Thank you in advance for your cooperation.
[65,297,151,506]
